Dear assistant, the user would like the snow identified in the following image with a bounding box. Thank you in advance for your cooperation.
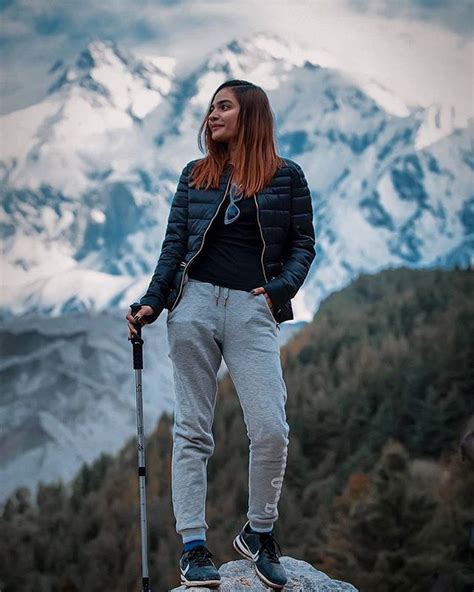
[40,206,60,237]
[83,45,166,118]
[379,174,418,226]
[352,77,412,119]
[132,51,178,78]
[1,32,469,320]
[2,235,75,281]
[90,208,106,224]
[415,103,460,150]
[0,98,59,161]
[1,40,173,195]
[304,14,473,139]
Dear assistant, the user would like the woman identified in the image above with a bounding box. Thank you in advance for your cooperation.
[126,79,315,589]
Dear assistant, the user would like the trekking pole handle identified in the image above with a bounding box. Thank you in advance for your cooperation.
[130,303,144,370]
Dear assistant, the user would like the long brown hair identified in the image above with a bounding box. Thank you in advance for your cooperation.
[189,80,285,198]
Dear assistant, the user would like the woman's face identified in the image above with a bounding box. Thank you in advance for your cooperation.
[208,88,240,144]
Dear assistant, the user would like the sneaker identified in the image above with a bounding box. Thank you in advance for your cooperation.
[233,521,288,589]
[179,544,222,587]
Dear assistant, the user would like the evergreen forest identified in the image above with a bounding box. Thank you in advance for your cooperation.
[1,267,473,591]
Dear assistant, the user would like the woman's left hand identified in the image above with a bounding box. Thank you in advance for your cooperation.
[250,287,274,311]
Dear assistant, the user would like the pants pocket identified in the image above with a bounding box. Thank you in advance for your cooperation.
[259,293,279,328]
[167,278,190,321]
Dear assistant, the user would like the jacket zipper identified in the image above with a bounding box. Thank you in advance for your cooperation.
[170,175,233,311]
[254,195,269,284]
[254,195,282,323]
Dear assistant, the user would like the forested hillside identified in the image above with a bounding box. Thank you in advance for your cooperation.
[1,267,472,591]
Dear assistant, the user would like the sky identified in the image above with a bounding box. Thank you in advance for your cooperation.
[0,0,472,118]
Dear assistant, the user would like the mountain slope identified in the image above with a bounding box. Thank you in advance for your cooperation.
[1,33,472,323]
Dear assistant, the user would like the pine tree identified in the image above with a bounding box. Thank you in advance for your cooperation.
[321,440,444,592]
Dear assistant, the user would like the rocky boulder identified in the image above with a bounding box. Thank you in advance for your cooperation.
[170,557,358,591]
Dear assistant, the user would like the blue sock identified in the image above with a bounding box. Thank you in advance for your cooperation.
[183,538,206,552]
[247,522,273,534]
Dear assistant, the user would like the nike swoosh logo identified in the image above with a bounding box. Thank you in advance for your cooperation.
[245,545,259,561]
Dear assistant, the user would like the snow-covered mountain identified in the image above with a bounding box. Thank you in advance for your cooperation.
[1,33,472,504]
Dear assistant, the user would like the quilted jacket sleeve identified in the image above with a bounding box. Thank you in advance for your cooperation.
[131,162,191,322]
[262,162,316,311]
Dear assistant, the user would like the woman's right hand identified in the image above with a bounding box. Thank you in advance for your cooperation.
[125,305,155,339]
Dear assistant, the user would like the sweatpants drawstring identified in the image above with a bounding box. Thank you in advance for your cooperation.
[213,285,230,306]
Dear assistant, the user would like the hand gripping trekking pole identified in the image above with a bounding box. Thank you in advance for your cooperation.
[130,303,151,592]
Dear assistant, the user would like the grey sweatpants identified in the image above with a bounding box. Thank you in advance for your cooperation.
[166,278,290,543]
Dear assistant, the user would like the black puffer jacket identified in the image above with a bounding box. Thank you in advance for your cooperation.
[132,157,316,324]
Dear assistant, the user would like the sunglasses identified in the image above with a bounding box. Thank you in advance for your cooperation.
[224,182,244,225]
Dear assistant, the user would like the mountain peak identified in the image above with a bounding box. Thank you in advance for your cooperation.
[46,39,171,105]
[221,30,310,66]
[74,39,131,72]
[202,30,315,87]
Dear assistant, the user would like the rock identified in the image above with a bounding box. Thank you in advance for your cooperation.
[169,557,358,591]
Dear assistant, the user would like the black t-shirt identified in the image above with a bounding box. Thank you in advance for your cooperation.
[187,186,266,291]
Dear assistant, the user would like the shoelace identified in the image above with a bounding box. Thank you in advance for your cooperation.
[185,545,214,567]
[258,532,283,563]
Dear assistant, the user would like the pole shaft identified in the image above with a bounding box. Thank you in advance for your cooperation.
[135,368,150,585]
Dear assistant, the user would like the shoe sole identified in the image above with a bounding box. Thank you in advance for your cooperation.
[232,534,286,590]
[180,573,221,587]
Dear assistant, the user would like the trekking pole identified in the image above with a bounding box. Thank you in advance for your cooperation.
[130,303,151,592]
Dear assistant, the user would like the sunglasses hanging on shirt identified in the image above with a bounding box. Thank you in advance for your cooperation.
[224,182,244,225]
